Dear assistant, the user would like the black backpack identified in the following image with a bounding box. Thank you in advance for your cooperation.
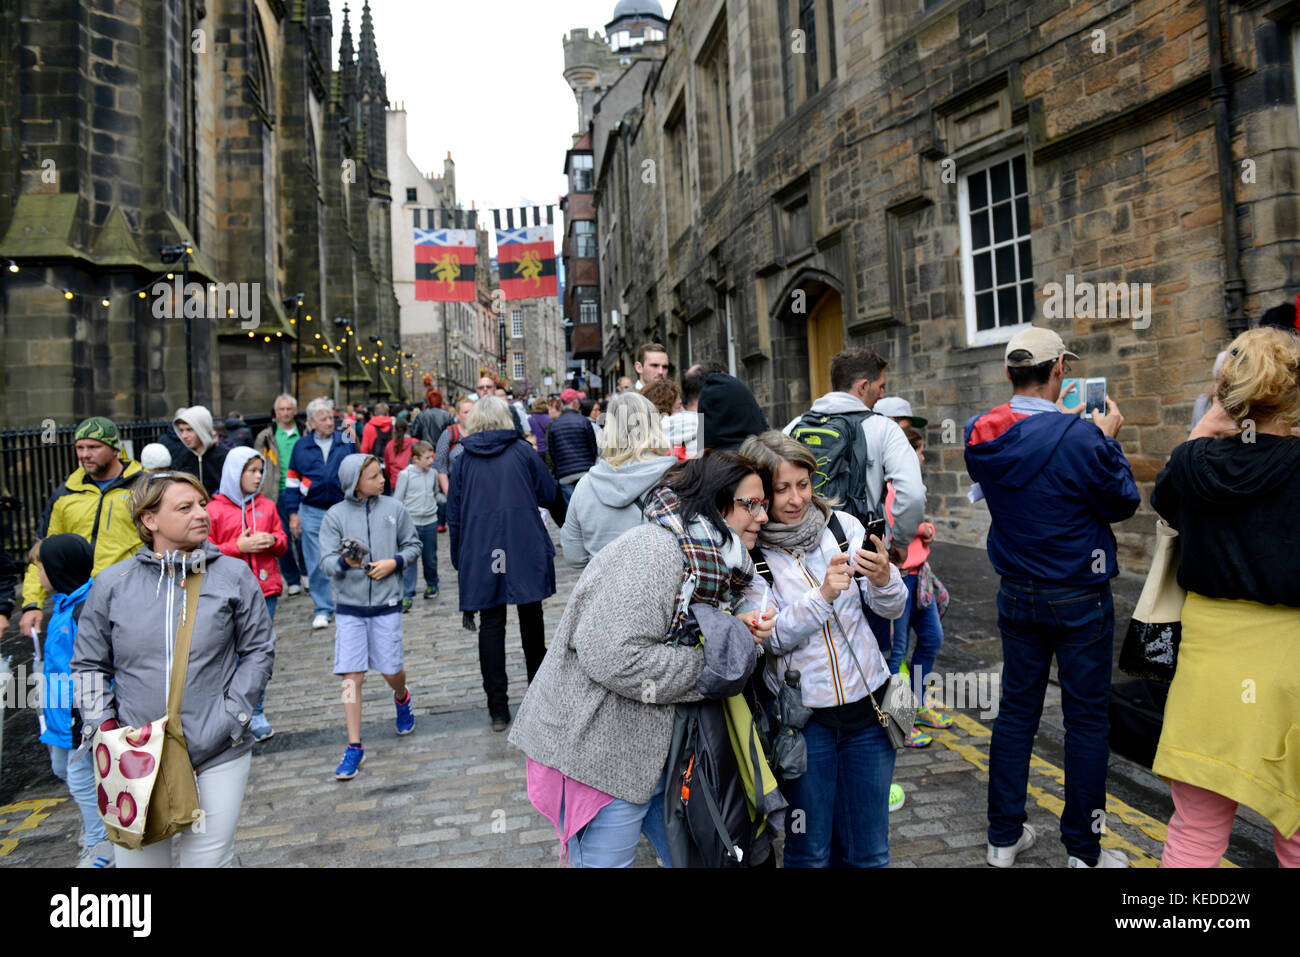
[790,409,882,527]
[664,700,766,867]
[370,424,393,467]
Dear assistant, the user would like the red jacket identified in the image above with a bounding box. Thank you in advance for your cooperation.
[384,437,413,491]
[207,492,288,598]
[360,415,394,454]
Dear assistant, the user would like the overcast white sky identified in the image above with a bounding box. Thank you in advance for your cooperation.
[328,0,676,220]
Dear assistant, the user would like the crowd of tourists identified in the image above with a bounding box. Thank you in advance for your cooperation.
[5,321,1298,870]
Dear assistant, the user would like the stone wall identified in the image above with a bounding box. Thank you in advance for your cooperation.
[588,0,1300,572]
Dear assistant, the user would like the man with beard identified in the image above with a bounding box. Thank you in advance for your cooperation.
[17,417,146,640]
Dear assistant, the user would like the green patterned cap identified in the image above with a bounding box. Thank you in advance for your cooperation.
[73,416,121,451]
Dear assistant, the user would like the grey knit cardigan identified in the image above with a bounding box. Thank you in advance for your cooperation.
[508,523,710,804]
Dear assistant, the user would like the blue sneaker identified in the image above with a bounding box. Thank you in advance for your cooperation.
[335,745,365,780]
[249,712,274,742]
[395,692,415,735]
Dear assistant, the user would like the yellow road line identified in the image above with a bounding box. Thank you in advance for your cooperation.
[930,712,1236,869]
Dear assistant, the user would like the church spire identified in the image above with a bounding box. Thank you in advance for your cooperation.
[338,3,357,103]
[359,0,380,96]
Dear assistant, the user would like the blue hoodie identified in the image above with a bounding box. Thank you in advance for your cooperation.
[964,401,1140,586]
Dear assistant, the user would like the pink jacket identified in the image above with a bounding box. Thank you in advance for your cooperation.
[207,492,288,598]
[886,482,934,574]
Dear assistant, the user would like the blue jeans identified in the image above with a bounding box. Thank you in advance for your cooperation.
[781,718,896,867]
[988,578,1114,862]
[403,523,439,598]
[49,745,106,847]
[275,495,303,586]
[889,573,945,698]
[559,480,579,505]
[565,768,672,868]
[297,502,334,617]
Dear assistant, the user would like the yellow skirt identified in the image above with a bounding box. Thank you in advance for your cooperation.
[1152,591,1300,838]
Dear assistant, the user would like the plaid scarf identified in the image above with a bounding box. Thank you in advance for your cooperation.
[643,487,754,646]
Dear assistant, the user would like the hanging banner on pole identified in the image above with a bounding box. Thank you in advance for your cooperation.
[496,215,557,301]
[415,227,476,302]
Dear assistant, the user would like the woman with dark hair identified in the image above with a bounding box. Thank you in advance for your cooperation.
[510,450,774,867]
[382,418,413,493]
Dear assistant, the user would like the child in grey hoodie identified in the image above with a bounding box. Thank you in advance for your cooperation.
[318,454,421,780]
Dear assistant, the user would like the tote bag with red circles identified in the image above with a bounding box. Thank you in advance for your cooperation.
[93,572,202,849]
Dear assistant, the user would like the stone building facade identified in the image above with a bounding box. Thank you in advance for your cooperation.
[578,0,1300,569]
[0,0,399,426]
[385,106,498,402]
[561,11,668,388]
[505,295,566,397]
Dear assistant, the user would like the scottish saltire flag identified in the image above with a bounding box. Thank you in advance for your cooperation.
[496,224,557,301]
[415,227,476,302]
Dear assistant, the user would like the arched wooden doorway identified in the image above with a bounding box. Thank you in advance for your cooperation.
[807,289,844,400]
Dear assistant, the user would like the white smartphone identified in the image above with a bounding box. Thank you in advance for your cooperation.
[1084,377,1107,417]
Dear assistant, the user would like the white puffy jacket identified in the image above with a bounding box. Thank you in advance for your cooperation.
[737,509,907,710]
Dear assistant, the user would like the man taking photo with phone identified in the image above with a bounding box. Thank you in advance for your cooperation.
[964,326,1140,870]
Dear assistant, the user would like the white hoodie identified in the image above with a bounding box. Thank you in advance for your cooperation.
[783,392,927,546]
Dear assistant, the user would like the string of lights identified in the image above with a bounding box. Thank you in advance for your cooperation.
[6,258,433,389]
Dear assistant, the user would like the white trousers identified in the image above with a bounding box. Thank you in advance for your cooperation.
[113,750,252,868]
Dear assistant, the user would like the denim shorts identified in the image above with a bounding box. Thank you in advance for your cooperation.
[333,612,404,675]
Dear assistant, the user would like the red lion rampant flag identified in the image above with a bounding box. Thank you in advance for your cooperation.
[495,207,557,301]
[415,225,476,302]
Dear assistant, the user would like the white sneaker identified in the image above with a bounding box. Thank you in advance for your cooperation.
[1068,847,1129,868]
[287,584,302,596]
[987,823,1036,867]
[76,840,114,868]
[312,614,330,629]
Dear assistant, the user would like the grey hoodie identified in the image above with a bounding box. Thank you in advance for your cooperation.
[318,453,420,614]
[783,391,927,546]
[71,542,275,773]
[560,456,677,568]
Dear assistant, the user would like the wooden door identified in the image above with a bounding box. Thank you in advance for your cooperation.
[807,290,844,399]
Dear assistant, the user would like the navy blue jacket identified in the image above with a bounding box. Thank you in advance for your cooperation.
[964,402,1139,586]
[282,432,358,512]
[545,409,597,480]
[448,429,558,611]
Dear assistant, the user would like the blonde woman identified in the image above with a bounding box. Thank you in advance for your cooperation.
[71,471,275,867]
[560,391,676,568]
[1152,326,1300,867]
[448,396,558,730]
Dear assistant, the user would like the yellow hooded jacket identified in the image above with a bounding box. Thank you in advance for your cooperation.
[21,457,147,611]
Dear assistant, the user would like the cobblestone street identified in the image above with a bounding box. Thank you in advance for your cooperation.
[0,534,1277,868]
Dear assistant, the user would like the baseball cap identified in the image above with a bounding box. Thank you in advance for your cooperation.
[1004,326,1080,367]
[873,397,928,429]
[560,387,585,403]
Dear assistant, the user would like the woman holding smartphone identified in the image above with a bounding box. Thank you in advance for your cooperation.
[737,431,908,867]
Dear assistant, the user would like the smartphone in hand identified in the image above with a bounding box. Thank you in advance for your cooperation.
[865,518,887,546]
[1084,377,1107,418]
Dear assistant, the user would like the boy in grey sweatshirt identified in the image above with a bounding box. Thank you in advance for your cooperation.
[393,440,440,604]
[318,454,421,779]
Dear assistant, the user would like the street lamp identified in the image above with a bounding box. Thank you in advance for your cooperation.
[403,352,415,400]
[334,317,352,406]
[285,293,304,396]
[160,243,194,404]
